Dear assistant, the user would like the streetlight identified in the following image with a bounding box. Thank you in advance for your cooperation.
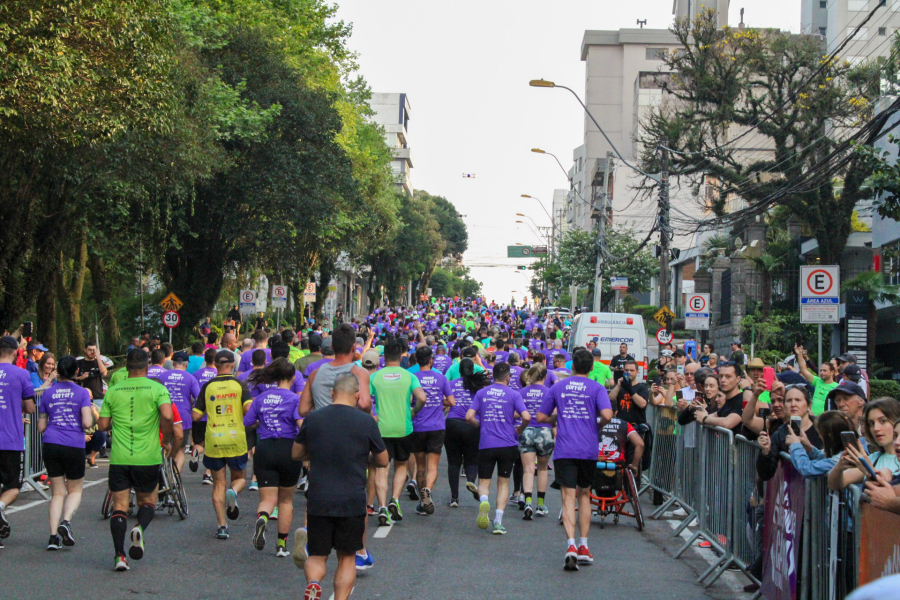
[520,194,554,224]
[530,148,570,180]
[515,220,545,245]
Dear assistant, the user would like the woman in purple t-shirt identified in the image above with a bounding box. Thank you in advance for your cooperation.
[37,355,95,550]
[517,364,555,519]
[444,359,491,506]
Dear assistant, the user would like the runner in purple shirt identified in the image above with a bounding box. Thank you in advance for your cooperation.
[516,364,555,519]
[432,347,453,375]
[466,362,529,535]
[303,355,335,379]
[410,346,454,515]
[156,352,201,473]
[37,355,94,549]
[241,359,304,556]
[238,330,272,374]
[537,348,613,571]
[0,335,37,544]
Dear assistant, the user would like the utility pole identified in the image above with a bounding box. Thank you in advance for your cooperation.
[658,140,671,311]
[592,152,613,312]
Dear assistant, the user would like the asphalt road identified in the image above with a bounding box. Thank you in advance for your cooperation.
[2,458,747,599]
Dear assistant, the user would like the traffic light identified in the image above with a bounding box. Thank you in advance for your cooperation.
[517,266,527,270]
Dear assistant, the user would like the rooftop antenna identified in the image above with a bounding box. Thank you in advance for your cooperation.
[637,19,647,29]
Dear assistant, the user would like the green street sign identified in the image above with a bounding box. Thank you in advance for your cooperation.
[508,245,534,257]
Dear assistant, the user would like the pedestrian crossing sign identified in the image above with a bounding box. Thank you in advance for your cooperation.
[160,292,183,313]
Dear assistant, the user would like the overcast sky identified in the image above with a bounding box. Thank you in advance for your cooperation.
[333,0,801,305]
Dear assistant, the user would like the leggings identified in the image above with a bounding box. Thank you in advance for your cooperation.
[512,459,524,494]
[444,418,479,498]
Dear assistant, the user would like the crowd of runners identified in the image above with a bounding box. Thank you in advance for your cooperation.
[0,297,639,600]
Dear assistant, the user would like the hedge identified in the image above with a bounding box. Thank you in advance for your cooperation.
[868,379,900,400]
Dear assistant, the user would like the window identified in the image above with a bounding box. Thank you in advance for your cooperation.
[819,0,826,6]
[646,48,667,60]
[819,27,827,36]
[848,0,868,10]
[880,27,888,36]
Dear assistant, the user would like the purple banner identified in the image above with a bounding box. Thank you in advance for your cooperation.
[761,461,807,600]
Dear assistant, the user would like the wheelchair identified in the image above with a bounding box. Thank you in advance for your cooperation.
[101,453,188,520]
[589,456,644,531]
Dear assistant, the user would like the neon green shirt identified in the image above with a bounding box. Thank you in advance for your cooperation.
[370,367,422,438]
[589,362,613,386]
[811,376,838,416]
[100,377,171,466]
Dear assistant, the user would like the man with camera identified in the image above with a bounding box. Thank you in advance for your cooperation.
[76,342,108,401]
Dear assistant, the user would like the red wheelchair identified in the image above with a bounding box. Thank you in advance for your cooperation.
[588,454,645,531]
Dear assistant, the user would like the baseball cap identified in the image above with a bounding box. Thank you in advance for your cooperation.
[215,350,236,363]
[732,339,742,347]
[591,348,602,357]
[842,364,862,379]
[27,342,49,351]
[660,349,674,357]
[837,352,857,363]
[0,335,19,350]
[826,380,867,402]
[361,350,380,368]
[172,351,190,362]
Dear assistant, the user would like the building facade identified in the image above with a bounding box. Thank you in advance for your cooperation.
[802,0,900,62]
[370,93,413,195]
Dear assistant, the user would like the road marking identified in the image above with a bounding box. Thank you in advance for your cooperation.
[8,478,107,514]
[373,524,392,538]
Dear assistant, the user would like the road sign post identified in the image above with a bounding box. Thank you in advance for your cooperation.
[159,292,183,313]
[685,293,710,330]
[800,265,839,365]
[653,305,675,328]
[656,328,674,345]
[163,310,180,344]
[239,289,257,316]
[272,285,287,329]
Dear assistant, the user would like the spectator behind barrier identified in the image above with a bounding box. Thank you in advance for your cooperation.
[828,397,900,491]
[757,384,823,481]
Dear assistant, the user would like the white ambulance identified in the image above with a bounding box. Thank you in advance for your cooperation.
[566,313,649,380]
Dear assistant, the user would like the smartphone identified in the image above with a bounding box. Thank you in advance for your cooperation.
[677,364,685,375]
[840,431,859,449]
[22,321,33,338]
[856,454,879,481]
[763,367,775,391]
[675,390,684,401]
[759,407,772,420]
[790,416,802,435]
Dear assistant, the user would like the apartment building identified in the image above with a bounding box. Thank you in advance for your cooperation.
[370,93,413,195]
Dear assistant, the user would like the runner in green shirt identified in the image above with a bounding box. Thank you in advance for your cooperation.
[588,349,613,386]
[370,341,426,525]
[794,345,838,415]
[97,350,174,572]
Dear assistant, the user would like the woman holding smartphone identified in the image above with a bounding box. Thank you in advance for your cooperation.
[828,397,900,491]
[757,385,823,481]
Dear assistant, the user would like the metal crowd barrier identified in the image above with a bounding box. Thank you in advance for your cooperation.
[692,426,737,587]
[800,475,830,600]
[22,389,50,500]
[732,436,761,582]
[644,405,678,507]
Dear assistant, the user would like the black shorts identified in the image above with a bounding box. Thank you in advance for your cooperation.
[307,514,366,557]
[410,430,445,455]
[477,446,519,480]
[383,436,412,462]
[553,458,596,489]
[246,427,257,451]
[108,464,160,494]
[0,450,24,492]
[253,438,302,488]
[43,443,86,480]
[192,421,207,445]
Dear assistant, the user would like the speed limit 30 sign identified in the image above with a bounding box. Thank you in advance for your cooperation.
[685,293,710,330]
[163,310,180,329]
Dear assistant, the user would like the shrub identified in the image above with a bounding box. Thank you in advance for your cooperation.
[868,379,900,400]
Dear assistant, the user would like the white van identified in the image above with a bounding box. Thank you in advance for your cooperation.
[567,313,649,380]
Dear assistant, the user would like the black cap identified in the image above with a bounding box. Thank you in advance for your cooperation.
[591,348,602,357]
[172,351,190,362]
[0,335,18,350]
[826,380,867,403]
[215,350,235,364]
[837,352,857,363]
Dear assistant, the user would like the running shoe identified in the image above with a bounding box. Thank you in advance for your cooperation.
[303,582,322,600]
[297,476,308,493]
[216,526,229,540]
[355,550,374,571]
[270,507,278,521]
[415,503,427,515]
[564,545,579,571]
[698,540,712,548]
[225,489,239,520]
[366,505,376,516]
[388,499,403,522]
[535,505,549,517]
[0,505,11,538]
[114,555,129,571]
[407,479,419,500]
[377,507,392,527]
[492,522,507,535]
[88,457,98,469]
[477,500,491,530]
[449,497,459,508]
[517,493,526,511]
[58,520,75,546]
[202,474,213,485]
[248,480,259,492]
[128,525,144,560]
[253,516,267,551]
[421,487,435,515]
[276,542,290,558]
[523,504,534,520]
[189,448,199,472]
[292,527,308,569]
[47,535,62,551]
[466,481,479,502]
[577,545,594,565]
